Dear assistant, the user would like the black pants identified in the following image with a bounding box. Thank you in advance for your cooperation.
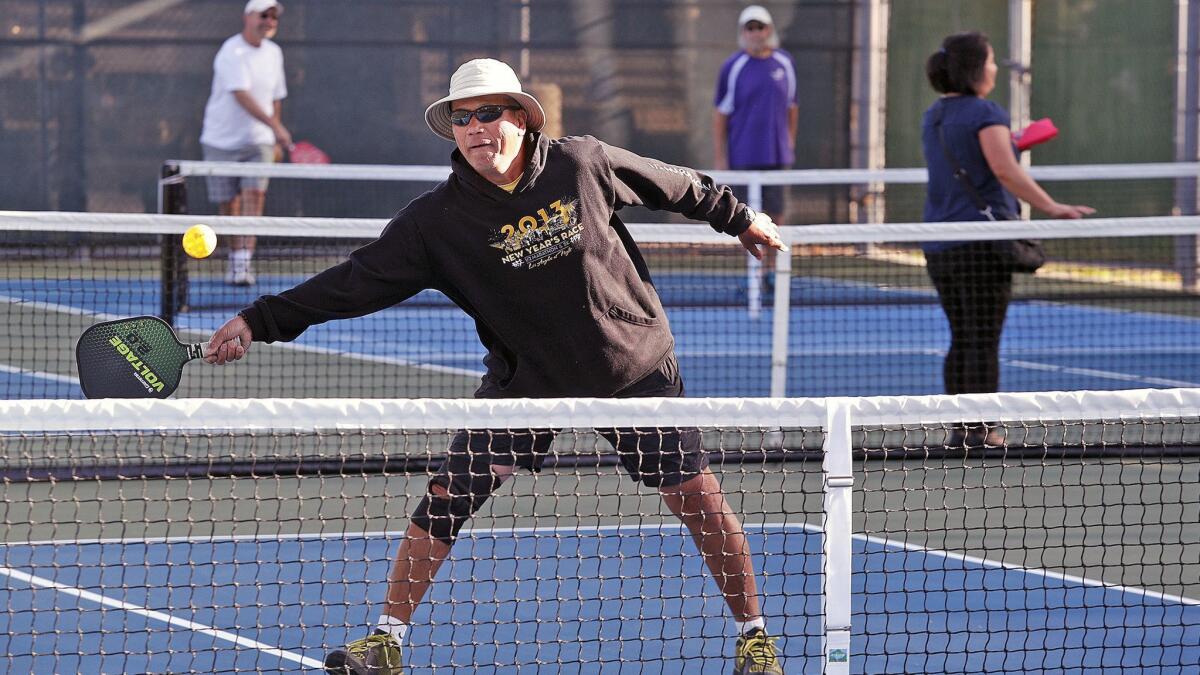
[925,242,1014,394]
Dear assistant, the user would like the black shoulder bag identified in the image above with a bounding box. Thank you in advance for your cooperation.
[934,108,1046,273]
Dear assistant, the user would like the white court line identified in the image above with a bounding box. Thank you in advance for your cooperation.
[860,532,1200,607]
[2,293,482,379]
[0,565,323,669]
[0,295,109,386]
[1001,345,1200,356]
[8,298,1199,393]
[4,521,819,548]
[222,337,483,378]
[1,294,122,320]
[13,524,1192,613]
[0,364,78,386]
[1,522,817,666]
[783,346,1200,388]
[9,292,1200,386]
[787,344,1200,388]
[6,522,1192,666]
[1004,359,1200,388]
[775,346,1200,357]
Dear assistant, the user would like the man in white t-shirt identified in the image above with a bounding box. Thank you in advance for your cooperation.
[200,0,290,286]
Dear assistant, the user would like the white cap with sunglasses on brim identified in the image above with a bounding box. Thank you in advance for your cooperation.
[244,0,282,14]
[424,59,546,141]
[738,5,772,26]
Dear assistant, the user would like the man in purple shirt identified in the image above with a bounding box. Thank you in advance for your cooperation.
[713,5,798,284]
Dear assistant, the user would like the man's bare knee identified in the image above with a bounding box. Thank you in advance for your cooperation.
[491,464,515,481]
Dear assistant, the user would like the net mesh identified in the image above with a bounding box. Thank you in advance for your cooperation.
[0,392,1196,673]
[854,418,1200,673]
[857,439,1198,672]
[3,207,1200,400]
[1,397,826,674]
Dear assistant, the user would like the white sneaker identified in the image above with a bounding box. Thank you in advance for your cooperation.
[227,251,255,286]
[231,269,256,286]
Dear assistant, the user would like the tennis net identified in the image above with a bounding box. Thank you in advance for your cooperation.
[160,160,1200,224]
[0,390,1196,673]
[3,210,1200,400]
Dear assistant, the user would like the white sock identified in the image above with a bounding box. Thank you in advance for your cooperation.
[735,617,765,636]
[228,250,249,275]
[376,615,408,645]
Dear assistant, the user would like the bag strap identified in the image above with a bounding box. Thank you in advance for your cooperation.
[934,103,999,222]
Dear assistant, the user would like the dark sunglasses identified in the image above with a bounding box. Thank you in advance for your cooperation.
[743,21,768,31]
[449,104,521,126]
[260,10,279,20]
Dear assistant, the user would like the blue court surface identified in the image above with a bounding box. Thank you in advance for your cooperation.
[3,269,1198,671]
[1,525,1195,673]
[4,270,1200,399]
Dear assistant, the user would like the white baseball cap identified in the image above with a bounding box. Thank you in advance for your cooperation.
[244,0,282,14]
[424,59,546,141]
[738,5,773,26]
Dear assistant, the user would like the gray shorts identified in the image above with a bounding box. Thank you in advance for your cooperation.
[201,143,276,203]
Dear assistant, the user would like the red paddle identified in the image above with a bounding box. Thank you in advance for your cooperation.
[1015,118,1058,151]
[289,140,330,164]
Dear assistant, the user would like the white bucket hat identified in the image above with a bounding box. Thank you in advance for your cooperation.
[424,59,546,141]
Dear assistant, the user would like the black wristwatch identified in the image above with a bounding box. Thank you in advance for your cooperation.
[741,206,758,230]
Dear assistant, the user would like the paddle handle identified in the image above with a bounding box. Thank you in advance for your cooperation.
[186,343,206,361]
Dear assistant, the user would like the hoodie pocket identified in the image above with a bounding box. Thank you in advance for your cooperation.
[606,304,660,327]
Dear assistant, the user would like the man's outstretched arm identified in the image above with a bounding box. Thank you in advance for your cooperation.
[599,139,787,257]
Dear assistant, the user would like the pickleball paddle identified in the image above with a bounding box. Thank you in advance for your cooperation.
[76,316,205,399]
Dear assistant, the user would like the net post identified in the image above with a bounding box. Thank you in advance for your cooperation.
[769,240,792,396]
[1009,0,1034,221]
[1174,0,1200,290]
[822,398,853,673]
[159,161,188,326]
[746,177,764,319]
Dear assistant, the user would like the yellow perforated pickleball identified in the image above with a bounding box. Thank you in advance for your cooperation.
[182,224,217,259]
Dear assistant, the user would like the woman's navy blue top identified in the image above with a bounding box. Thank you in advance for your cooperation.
[921,95,1020,254]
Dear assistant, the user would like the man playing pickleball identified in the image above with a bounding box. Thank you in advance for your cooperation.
[205,58,787,675]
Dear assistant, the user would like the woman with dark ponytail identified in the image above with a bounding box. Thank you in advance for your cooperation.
[921,32,1093,447]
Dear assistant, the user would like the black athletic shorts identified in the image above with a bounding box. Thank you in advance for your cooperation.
[437,352,706,488]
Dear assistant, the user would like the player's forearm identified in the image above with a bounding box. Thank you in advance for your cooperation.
[712,111,729,168]
[232,90,278,128]
[994,168,1057,213]
[979,126,1057,212]
[787,105,798,147]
